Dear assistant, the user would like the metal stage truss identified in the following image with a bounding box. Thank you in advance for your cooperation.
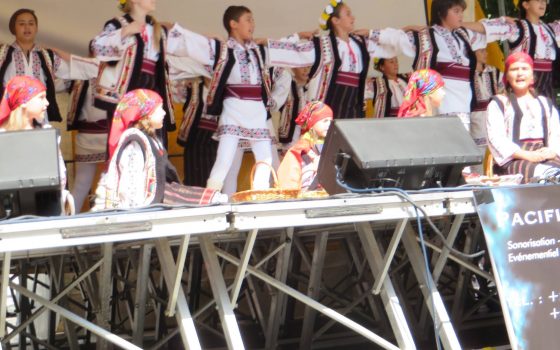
[0,191,507,349]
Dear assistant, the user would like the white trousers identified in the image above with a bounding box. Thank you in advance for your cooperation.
[208,135,272,191]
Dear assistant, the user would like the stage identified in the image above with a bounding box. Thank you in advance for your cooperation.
[0,190,507,349]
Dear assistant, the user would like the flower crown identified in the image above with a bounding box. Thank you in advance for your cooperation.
[319,0,344,31]
[118,0,127,10]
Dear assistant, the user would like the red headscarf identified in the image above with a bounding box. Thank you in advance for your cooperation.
[504,52,534,86]
[0,76,46,126]
[397,69,444,118]
[295,101,333,133]
[108,89,163,159]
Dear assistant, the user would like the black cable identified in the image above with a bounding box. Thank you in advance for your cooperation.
[334,176,485,259]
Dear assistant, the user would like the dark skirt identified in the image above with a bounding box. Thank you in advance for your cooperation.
[325,83,364,119]
[534,71,556,105]
[498,140,560,183]
[182,128,218,187]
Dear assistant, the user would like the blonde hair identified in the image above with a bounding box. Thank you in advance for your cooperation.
[121,1,162,52]
[134,117,157,137]
[0,107,32,131]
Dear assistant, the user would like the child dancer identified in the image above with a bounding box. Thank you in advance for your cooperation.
[267,0,399,119]
[476,0,560,102]
[167,6,274,191]
[0,9,69,123]
[91,0,179,145]
[370,0,488,115]
[366,57,409,118]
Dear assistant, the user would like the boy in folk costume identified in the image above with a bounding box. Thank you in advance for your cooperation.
[267,0,399,119]
[167,6,274,191]
[221,66,294,195]
[0,9,70,123]
[365,57,410,118]
[470,0,560,103]
[369,0,489,115]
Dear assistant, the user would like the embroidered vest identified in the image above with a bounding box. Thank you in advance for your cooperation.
[279,81,302,143]
[308,33,370,111]
[67,80,89,131]
[0,44,62,122]
[94,15,175,130]
[413,27,477,110]
[177,78,204,146]
[205,41,272,118]
[372,74,409,118]
[93,128,163,210]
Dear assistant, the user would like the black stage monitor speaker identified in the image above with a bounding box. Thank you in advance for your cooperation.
[317,116,483,194]
[0,128,62,218]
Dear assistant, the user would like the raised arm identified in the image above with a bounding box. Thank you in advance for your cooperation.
[480,17,520,44]
[369,28,417,58]
[166,24,217,66]
[267,33,317,68]
[91,20,143,61]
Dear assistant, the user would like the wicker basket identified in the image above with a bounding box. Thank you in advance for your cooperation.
[231,162,300,202]
[298,189,329,199]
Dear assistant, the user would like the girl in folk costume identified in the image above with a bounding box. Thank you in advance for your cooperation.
[167,6,275,191]
[397,69,446,118]
[366,57,410,118]
[475,0,560,103]
[52,44,109,212]
[93,89,224,210]
[92,0,185,146]
[370,0,489,115]
[278,101,333,191]
[470,47,503,173]
[486,52,560,183]
[267,0,399,119]
[0,76,68,213]
[0,9,70,123]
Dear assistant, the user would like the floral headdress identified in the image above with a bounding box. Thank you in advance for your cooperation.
[118,0,127,10]
[319,0,343,31]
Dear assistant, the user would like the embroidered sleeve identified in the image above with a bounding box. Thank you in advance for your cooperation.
[465,28,488,51]
[52,52,71,81]
[166,23,216,66]
[167,55,212,80]
[92,22,131,61]
[548,20,560,42]
[69,55,100,80]
[376,28,416,58]
[481,17,520,44]
[117,142,149,208]
[270,68,292,112]
[267,33,316,68]
[486,98,520,166]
